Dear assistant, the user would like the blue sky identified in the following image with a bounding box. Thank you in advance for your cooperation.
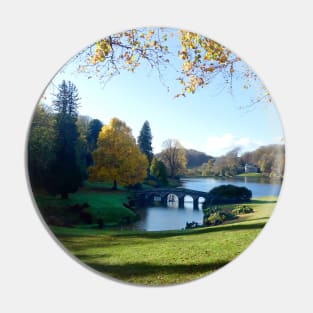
[42,28,284,157]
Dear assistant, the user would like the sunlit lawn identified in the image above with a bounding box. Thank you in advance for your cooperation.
[51,196,277,286]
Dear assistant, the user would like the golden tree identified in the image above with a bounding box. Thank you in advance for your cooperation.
[159,139,187,178]
[88,118,148,189]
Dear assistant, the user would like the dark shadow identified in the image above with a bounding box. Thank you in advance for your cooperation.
[235,217,267,223]
[112,222,266,240]
[250,199,277,204]
[75,252,111,260]
[85,260,229,280]
[85,188,126,193]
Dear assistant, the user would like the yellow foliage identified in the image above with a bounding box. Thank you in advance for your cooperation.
[88,118,148,186]
[83,28,270,103]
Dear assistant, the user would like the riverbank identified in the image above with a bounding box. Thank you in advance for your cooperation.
[236,173,263,177]
[51,196,276,286]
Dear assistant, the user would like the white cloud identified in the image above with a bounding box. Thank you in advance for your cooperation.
[204,133,262,157]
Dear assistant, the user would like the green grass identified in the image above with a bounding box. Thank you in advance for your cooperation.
[237,172,263,177]
[51,196,277,286]
[34,182,136,226]
[82,180,127,191]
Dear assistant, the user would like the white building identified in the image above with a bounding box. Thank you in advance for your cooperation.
[244,163,259,173]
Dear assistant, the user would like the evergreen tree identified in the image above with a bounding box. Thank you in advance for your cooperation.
[137,121,153,172]
[45,80,82,199]
[87,119,103,152]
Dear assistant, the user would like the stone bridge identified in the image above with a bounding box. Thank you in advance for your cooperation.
[135,188,211,210]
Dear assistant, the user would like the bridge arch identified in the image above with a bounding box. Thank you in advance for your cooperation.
[136,187,210,210]
[166,193,179,208]
[184,195,194,210]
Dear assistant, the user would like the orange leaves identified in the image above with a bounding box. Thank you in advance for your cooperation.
[86,28,171,79]
[182,61,192,72]
[145,29,155,41]
[82,28,257,101]
[90,39,112,65]
[175,30,238,97]
[187,76,204,93]
[179,49,188,60]
[205,66,215,72]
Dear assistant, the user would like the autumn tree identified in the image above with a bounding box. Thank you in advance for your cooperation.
[138,121,153,174]
[240,144,285,177]
[201,159,215,176]
[77,28,270,105]
[159,139,187,177]
[88,118,148,189]
[45,80,82,199]
[212,148,241,176]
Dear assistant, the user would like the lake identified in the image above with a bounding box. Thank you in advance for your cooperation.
[127,176,282,231]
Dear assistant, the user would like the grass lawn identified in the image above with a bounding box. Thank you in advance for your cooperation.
[236,173,263,177]
[34,181,136,226]
[51,196,277,286]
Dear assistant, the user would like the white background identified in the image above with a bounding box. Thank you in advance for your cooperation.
[1,1,313,312]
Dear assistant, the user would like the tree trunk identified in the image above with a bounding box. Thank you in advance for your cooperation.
[112,180,117,190]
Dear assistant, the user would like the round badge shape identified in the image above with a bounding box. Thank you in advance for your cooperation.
[27,27,284,286]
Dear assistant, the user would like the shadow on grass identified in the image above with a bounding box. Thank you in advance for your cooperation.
[87,260,229,280]
[236,217,268,223]
[250,199,277,204]
[113,222,266,240]
[75,252,111,260]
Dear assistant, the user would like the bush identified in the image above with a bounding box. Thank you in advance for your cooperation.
[207,184,252,204]
[203,206,238,226]
[232,205,254,215]
[204,212,223,226]
[185,221,200,229]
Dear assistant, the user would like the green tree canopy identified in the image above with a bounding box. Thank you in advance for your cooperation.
[150,158,168,184]
[28,103,55,189]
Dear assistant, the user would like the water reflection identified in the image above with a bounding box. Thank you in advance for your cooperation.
[131,204,204,231]
[167,193,179,208]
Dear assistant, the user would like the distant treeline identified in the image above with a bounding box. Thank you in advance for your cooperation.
[185,145,285,178]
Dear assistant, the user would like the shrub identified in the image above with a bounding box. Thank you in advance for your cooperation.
[204,212,223,226]
[203,206,238,226]
[232,205,254,215]
[185,221,200,229]
[207,184,252,204]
